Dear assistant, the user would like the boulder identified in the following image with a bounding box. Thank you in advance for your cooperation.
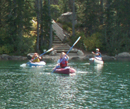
[77,50,84,56]
[71,57,80,60]
[50,50,57,56]
[102,55,115,60]
[115,52,130,58]
[59,12,72,23]
[0,54,9,60]
[115,52,130,60]
[59,12,77,23]
[10,56,26,60]
[0,54,27,60]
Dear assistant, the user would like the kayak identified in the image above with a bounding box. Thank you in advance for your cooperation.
[54,67,76,74]
[89,57,104,64]
[27,61,46,67]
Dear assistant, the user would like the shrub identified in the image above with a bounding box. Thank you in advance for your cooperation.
[83,32,103,51]
[0,44,14,54]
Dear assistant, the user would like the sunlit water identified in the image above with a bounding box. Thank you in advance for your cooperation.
[0,60,130,108]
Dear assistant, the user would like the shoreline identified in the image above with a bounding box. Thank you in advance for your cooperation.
[0,52,130,61]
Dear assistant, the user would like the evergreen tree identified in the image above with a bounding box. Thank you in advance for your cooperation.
[58,0,72,13]
[0,0,34,55]
[0,0,130,55]
[76,0,101,37]
[103,0,130,55]
[38,0,51,52]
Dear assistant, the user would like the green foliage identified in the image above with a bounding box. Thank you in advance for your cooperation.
[62,24,72,33]
[20,34,36,55]
[58,0,70,13]
[66,32,86,50]
[0,44,14,54]
[0,0,51,55]
[0,0,130,56]
[40,1,51,51]
[83,33,103,51]
[50,4,61,20]
[58,21,73,34]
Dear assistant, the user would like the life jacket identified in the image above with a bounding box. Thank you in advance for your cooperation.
[60,58,68,68]
[95,52,102,57]
[32,57,40,62]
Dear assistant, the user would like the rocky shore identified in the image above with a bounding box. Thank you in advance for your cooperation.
[0,54,27,60]
[0,52,130,61]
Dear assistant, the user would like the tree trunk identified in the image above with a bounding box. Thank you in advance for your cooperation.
[18,8,23,54]
[72,0,75,37]
[100,0,103,25]
[0,0,1,27]
[40,0,43,50]
[36,0,40,52]
[48,0,53,48]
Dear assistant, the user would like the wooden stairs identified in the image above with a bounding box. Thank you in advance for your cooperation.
[52,20,80,56]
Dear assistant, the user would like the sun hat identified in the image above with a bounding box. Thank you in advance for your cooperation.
[96,48,99,51]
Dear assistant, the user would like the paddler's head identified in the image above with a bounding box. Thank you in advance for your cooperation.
[96,48,99,51]
[60,52,66,58]
[34,53,38,57]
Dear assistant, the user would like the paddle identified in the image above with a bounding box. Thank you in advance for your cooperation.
[52,36,81,73]
[20,48,53,67]
[30,47,54,63]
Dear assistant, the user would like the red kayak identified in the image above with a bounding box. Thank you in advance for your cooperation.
[54,67,76,74]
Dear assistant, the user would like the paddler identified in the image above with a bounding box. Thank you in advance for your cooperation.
[56,52,69,68]
[30,53,41,62]
[92,48,102,60]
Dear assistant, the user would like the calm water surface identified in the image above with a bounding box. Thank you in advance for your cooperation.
[0,60,130,109]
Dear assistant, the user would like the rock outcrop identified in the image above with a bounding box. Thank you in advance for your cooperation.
[115,52,130,60]
[58,12,77,24]
[0,54,27,60]
[0,52,130,61]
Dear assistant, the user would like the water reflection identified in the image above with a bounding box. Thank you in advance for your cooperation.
[89,63,104,74]
[94,64,103,73]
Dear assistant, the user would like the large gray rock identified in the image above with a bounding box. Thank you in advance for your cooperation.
[102,55,115,60]
[115,52,130,60]
[115,52,130,58]
[50,50,57,56]
[59,12,77,23]
[1,54,9,60]
[9,56,27,60]
[0,54,27,60]
[77,50,84,56]
[59,12,72,23]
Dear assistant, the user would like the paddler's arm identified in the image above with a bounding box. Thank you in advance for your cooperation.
[29,58,33,63]
[38,56,41,60]
[92,51,95,54]
[65,54,69,61]
[30,56,41,62]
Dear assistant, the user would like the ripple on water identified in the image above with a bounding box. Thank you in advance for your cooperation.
[0,60,130,108]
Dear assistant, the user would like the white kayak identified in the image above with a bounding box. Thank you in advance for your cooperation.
[89,57,104,64]
[20,61,46,67]
[28,61,46,67]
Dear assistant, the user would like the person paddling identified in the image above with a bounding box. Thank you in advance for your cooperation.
[30,53,41,62]
[56,52,69,68]
[92,48,102,60]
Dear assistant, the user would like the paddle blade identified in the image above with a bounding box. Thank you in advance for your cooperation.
[46,48,53,53]
[20,63,27,67]
[39,48,54,57]
[73,36,81,46]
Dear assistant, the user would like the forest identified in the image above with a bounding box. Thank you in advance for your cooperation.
[0,0,130,56]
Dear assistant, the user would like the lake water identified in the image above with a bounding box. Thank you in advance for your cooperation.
[0,60,130,108]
